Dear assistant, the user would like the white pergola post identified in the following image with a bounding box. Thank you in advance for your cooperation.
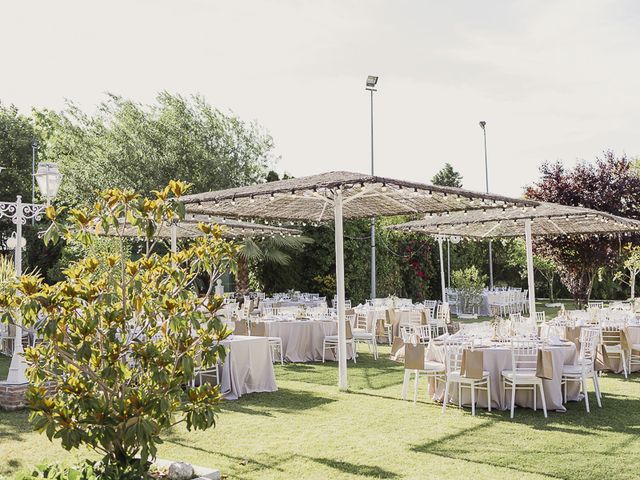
[334,189,348,391]
[437,236,446,302]
[524,219,536,318]
[170,222,178,253]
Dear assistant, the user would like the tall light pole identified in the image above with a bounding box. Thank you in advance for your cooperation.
[479,121,494,290]
[366,75,378,300]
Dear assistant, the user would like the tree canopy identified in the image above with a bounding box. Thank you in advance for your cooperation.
[525,151,640,305]
[33,92,275,207]
[431,163,463,188]
[0,103,34,202]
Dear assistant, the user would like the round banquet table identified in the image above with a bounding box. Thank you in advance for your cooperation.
[354,307,431,343]
[264,319,355,362]
[540,323,640,374]
[258,299,324,313]
[219,336,278,400]
[426,342,580,412]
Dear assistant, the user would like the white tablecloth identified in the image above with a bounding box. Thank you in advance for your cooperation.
[219,336,277,400]
[354,307,430,343]
[540,323,640,374]
[258,300,325,313]
[427,342,579,411]
[265,319,354,362]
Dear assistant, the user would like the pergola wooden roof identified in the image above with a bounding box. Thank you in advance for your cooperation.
[179,170,539,392]
[387,202,640,238]
[388,202,640,319]
[180,171,538,221]
[112,214,300,240]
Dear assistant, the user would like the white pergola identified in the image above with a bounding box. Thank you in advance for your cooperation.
[388,202,640,317]
[180,171,538,390]
[110,214,301,253]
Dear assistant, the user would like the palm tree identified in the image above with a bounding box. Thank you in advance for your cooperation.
[236,235,313,294]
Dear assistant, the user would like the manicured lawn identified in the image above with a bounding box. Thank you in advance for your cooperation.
[1,344,639,480]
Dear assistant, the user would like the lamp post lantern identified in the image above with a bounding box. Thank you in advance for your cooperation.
[366,75,378,301]
[479,121,494,290]
[0,162,63,384]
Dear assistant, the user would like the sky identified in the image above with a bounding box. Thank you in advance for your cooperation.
[2,0,639,197]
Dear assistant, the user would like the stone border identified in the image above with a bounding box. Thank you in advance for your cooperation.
[155,458,221,480]
[0,381,28,411]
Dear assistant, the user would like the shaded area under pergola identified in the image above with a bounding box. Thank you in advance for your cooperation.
[388,202,640,316]
[180,171,539,390]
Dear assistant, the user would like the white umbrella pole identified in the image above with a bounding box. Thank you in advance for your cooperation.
[334,189,348,391]
[437,236,446,302]
[524,219,536,317]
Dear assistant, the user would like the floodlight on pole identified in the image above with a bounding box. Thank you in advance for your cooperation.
[366,75,379,301]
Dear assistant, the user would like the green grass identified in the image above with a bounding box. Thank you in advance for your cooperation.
[1,347,639,480]
[2,300,636,479]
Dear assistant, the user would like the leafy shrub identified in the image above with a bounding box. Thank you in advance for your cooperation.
[0,181,239,475]
[452,266,488,314]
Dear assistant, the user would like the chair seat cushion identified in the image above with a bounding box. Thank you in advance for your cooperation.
[501,369,540,382]
[423,361,445,372]
[449,370,489,381]
[561,364,591,376]
[353,332,374,340]
[604,344,622,353]
[631,343,640,351]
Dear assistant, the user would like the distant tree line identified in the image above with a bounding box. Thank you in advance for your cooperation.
[1,96,638,305]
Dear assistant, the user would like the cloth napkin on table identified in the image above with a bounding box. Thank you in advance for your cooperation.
[404,343,425,370]
[390,337,405,363]
[620,329,630,352]
[536,349,554,380]
[565,326,582,349]
[460,349,484,379]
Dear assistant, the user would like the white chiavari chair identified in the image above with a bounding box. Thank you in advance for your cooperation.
[600,325,628,379]
[401,341,445,404]
[561,327,601,412]
[502,338,547,418]
[352,313,378,359]
[510,313,536,337]
[322,318,356,364]
[413,324,431,344]
[441,339,491,416]
[432,303,450,337]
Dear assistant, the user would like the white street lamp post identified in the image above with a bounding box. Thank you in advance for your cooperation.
[1,162,63,385]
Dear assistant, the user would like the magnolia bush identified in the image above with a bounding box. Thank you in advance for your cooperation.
[0,181,239,477]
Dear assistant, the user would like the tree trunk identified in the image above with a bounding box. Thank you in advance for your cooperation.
[549,275,554,302]
[631,270,636,300]
[236,257,249,294]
